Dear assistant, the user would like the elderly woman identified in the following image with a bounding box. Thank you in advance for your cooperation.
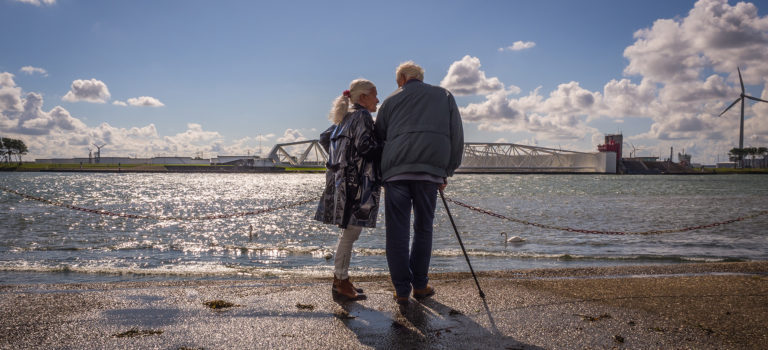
[314,79,381,301]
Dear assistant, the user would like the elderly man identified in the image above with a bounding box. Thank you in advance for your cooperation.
[375,61,464,305]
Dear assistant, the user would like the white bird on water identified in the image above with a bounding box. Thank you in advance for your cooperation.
[500,232,526,243]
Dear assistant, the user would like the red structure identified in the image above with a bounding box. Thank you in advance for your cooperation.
[597,134,622,164]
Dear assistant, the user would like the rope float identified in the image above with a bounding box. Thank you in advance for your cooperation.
[2,186,766,234]
[444,197,768,235]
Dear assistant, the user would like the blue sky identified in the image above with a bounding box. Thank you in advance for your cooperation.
[1,0,767,163]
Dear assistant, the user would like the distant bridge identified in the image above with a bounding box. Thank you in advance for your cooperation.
[267,140,327,167]
[268,141,615,173]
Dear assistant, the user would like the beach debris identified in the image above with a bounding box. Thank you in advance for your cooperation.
[696,324,715,335]
[324,252,333,260]
[448,309,463,316]
[296,303,315,310]
[112,328,164,338]
[204,300,236,309]
[500,232,526,243]
[334,309,356,319]
[576,313,612,322]
[614,335,625,343]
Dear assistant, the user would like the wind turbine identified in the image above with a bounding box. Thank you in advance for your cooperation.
[719,67,768,158]
[92,143,105,163]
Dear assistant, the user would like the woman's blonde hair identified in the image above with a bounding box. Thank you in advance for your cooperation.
[329,79,376,124]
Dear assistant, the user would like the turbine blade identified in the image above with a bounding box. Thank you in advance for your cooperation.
[744,95,768,103]
[738,67,745,93]
[719,97,742,116]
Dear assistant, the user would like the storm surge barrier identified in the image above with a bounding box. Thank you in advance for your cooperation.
[458,143,615,174]
[2,186,765,235]
[267,141,617,173]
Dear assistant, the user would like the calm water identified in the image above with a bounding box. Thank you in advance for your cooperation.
[1,172,766,284]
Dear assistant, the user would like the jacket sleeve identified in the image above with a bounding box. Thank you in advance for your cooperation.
[447,93,464,176]
[354,112,381,160]
[374,103,387,142]
[319,125,334,153]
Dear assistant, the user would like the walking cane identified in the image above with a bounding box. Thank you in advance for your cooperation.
[439,189,485,299]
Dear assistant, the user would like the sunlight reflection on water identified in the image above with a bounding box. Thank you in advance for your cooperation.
[1,172,767,283]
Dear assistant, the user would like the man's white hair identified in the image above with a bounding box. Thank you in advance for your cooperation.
[396,61,424,81]
[328,79,376,124]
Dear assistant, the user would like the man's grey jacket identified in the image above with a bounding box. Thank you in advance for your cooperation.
[374,80,464,181]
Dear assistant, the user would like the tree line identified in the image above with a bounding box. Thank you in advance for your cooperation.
[1,137,28,164]
[729,146,768,167]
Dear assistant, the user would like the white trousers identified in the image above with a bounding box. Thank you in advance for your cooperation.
[334,225,362,280]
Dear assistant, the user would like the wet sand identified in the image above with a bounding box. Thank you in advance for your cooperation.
[1,261,766,349]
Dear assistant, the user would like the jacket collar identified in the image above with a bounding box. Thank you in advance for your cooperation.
[404,79,422,87]
[351,103,368,112]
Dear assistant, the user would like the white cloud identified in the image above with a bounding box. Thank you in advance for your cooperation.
[19,66,48,77]
[600,78,657,119]
[15,0,56,6]
[0,73,24,113]
[624,0,768,85]
[440,55,505,96]
[0,73,16,87]
[0,74,284,159]
[277,129,307,143]
[0,85,87,136]
[255,134,275,142]
[623,19,701,83]
[126,96,165,107]
[112,100,127,106]
[619,0,768,157]
[62,79,111,103]
[498,41,536,52]
[537,81,600,117]
[448,0,768,163]
[165,123,221,145]
[458,82,599,139]
[460,90,522,124]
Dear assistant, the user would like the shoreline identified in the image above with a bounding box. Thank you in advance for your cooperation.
[3,260,765,286]
[2,261,766,349]
[4,165,768,174]
[1,257,763,285]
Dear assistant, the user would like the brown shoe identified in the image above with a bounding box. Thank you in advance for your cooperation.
[393,292,409,306]
[348,279,364,293]
[413,285,435,300]
[333,277,366,301]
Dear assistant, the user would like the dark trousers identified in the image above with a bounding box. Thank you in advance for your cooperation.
[384,180,439,297]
